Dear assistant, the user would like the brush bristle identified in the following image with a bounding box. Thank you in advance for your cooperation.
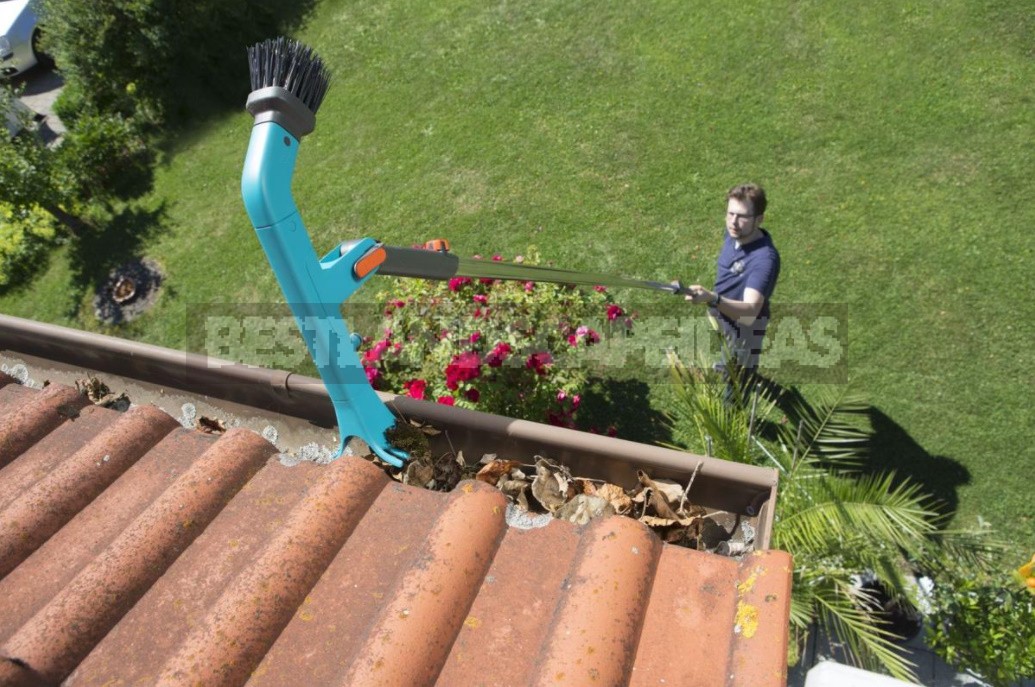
[248,37,331,114]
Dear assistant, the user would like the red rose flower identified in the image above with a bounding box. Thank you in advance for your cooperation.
[448,277,472,292]
[485,342,512,367]
[525,351,553,376]
[403,379,427,400]
[445,351,482,389]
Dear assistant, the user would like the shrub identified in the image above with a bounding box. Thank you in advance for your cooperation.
[362,249,632,426]
[0,203,57,289]
[926,564,1035,687]
[40,0,317,123]
[57,113,153,204]
[663,356,1002,682]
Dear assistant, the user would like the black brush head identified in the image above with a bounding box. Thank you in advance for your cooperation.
[248,37,330,115]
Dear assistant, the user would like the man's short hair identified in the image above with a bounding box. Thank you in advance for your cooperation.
[727,183,767,216]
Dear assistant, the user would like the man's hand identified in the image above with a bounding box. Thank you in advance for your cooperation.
[684,284,715,305]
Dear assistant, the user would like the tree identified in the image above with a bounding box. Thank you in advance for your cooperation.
[1,84,151,236]
[663,354,1000,682]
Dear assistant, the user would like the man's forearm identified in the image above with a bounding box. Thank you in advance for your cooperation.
[713,295,762,326]
[685,284,764,325]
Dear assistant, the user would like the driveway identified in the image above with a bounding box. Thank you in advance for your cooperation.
[8,65,65,144]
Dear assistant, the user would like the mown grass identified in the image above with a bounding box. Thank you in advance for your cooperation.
[2,0,1032,548]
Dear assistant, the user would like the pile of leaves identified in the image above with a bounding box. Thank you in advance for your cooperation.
[382,421,754,555]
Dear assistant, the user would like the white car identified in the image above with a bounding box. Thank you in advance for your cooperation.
[0,0,49,79]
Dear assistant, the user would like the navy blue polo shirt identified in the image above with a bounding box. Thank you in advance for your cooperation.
[712,229,780,367]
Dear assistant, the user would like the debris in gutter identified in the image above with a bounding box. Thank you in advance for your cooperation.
[372,420,757,557]
[197,416,227,434]
[74,376,131,411]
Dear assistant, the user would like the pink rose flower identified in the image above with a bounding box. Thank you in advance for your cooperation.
[448,277,472,292]
[486,342,512,368]
[437,396,455,406]
[473,293,488,304]
[469,331,482,344]
[525,351,553,376]
[524,281,535,292]
[403,379,427,400]
[364,366,380,385]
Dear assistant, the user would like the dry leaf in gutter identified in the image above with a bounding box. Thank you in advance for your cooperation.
[499,479,531,510]
[530,458,573,514]
[433,453,463,491]
[556,494,615,526]
[402,458,434,489]
[476,459,523,486]
[197,416,226,434]
[595,483,633,515]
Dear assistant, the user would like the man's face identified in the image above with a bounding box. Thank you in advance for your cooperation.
[725,198,762,240]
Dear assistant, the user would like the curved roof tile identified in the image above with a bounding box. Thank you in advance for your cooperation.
[0,378,791,686]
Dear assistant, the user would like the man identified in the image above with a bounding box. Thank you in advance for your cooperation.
[684,183,780,387]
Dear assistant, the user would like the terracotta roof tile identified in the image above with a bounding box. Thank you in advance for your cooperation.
[0,380,792,686]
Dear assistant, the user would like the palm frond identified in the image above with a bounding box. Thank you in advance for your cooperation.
[780,384,870,470]
[663,352,778,463]
[777,474,937,555]
[811,583,918,683]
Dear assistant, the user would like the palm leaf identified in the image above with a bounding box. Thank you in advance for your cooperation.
[780,384,870,469]
[776,472,938,554]
[811,582,918,682]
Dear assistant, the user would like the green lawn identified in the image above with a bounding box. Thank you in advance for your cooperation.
[3,0,1032,549]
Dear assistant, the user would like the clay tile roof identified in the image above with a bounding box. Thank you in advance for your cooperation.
[0,373,792,687]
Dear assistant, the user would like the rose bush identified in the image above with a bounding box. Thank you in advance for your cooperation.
[361,249,632,428]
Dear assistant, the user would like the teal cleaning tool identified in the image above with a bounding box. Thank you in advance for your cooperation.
[241,37,407,467]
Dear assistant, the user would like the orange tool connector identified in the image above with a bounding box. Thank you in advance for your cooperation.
[353,245,387,279]
[423,238,451,253]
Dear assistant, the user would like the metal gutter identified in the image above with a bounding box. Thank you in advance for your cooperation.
[0,313,778,547]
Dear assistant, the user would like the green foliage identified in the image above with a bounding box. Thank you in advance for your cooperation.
[663,353,777,463]
[0,85,151,235]
[40,0,316,122]
[0,203,57,289]
[363,249,631,424]
[56,113,153,204]
[663,356,1001,682]
[51,79,89,129]
[926,569,1035,686]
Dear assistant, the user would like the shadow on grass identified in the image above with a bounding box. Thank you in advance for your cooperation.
[577,376,672,445]
[761,380,970,519]
[864,407,971,519]
[65,203,170,319]
[161,0,320,134]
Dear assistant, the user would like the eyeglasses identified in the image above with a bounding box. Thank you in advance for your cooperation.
[726,211,759,221]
